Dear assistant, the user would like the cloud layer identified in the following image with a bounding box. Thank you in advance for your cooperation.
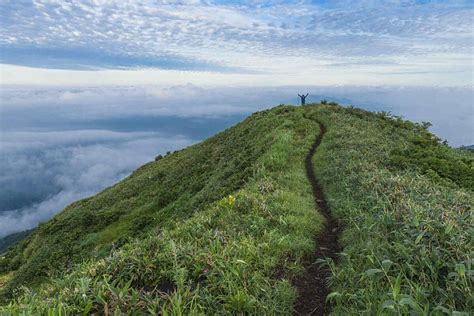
[1,0,472,85]
[1,84,472,143]
[0,130,193,238]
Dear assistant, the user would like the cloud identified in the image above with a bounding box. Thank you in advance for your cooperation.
[0,84,258,127]
[0,46,235,71]
[0,130,193,238]
[1,84,472,145]
[0,0,472,85]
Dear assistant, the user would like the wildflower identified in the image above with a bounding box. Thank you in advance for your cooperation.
[228,195,236,207]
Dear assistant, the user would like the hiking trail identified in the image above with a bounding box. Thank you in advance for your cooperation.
[293,122,342,315]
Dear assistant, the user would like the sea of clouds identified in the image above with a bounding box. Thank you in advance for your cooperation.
[0,84,472,237]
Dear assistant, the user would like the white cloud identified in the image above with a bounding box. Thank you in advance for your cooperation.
[1,84,472,145]
[1,0,472,86]
[0,84,259,123]
[0,130,193,238]
[0,130,169,153]
[2,62,472,87]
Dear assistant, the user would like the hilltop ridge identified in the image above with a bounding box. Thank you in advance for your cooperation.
[1,104,472,314]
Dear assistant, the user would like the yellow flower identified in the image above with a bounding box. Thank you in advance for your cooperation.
[228,195,236,208]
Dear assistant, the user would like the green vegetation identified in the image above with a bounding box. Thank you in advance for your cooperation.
[0,106,324,313]
[389,121,473,190]
[0,107,308,294]
[310,105,473,314]
[1,104,472,314]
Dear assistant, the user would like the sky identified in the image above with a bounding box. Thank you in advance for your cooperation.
[1,0,473,86]
[0,0,473,237]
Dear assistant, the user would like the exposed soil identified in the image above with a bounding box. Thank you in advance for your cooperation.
[293,122,342,315]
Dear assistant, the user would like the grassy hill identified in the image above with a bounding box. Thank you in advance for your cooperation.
[1,104,472,314]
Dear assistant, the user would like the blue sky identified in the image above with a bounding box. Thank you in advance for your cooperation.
[1,0,473,85]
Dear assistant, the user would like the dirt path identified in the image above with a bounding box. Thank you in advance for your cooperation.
[293,122,342,315]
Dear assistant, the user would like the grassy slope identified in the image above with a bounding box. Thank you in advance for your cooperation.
[1,106,324,314]
[1,104,472,314]
[310,106,473,314]
[0,106,303,294]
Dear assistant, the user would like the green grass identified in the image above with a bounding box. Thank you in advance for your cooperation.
[308,105,473,315]
[0,106,324,314]
[0,106,310,295]
[1,104,472,315]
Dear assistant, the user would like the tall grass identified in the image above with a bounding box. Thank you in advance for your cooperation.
[0,107,324,314]
[1,104,471,314]
[0,106,313,296]
[309,105,472,315]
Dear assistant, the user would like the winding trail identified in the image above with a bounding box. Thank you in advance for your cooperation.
[293,122,342,315]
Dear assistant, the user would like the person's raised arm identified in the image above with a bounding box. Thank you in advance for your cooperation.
[298,94,302,97]
[305,93,309,97]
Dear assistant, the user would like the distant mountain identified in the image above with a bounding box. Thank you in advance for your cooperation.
[459,144,474,151]
[0,230,34,254]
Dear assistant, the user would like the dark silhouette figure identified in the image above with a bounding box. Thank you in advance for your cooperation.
[298,93,309,105]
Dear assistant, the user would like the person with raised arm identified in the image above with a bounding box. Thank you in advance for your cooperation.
[298,93,309,105]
